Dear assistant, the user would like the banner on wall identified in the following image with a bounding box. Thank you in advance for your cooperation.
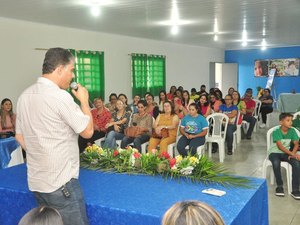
[254,58,299,77]
[266,69,276,89]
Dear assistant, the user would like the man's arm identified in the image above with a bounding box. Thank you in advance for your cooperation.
[15,134,26,150]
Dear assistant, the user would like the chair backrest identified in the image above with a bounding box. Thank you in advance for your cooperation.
[253,99,262,117]
[293,111,300,120]
[206,113,229,138]
[267,125,300,151]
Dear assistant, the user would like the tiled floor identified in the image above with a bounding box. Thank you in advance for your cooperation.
[208,112,300,225]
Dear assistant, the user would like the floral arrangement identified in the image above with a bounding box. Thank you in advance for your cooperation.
[80,144,252,187]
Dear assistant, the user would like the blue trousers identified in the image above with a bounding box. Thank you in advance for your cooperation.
[103,131,125,149]
[34,179,89,225]
[121,135,150,152]
[177,135,205,157]
[269,153,300,192]
[226,124,236,151]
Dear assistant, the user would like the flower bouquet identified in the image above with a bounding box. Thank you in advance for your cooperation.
[80,144,252,187]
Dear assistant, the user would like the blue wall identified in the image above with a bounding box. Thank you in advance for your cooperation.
[225,46,300,98]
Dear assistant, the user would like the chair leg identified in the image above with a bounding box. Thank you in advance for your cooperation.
[208,142,212,158]
[286,165,292,194]
[218,142,225,163]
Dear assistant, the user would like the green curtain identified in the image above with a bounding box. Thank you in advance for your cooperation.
[148,55,166,95]
[131,54,165,97]
[70,49,105,101]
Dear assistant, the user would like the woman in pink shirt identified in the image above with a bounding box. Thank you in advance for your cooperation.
[0,98,16,135]
[209,93,222,112]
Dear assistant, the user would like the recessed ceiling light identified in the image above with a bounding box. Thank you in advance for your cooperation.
[91,6,100,17]
[171,26,179,35]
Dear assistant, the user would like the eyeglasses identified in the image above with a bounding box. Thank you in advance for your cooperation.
[225,98,232,100]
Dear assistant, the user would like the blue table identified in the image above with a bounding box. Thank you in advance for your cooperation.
[0,137,20,169]
[0,164,268,225]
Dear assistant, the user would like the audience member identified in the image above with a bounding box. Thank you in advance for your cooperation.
[214,89,224,104]
[259,88,273,128]
[145,93,159,119]
[103,100,130,149]
[173,96,187,119]
[232,91,246,125]
[118,93,132,112]
[228,87,235,96]
[78,97,111,152]
[209,93,222,113]
[182,90,194,110]
[159,90,167,112]
[105,93,118,113]
[190,88,200,101]
[121,100,152,152]
[197,94,211,117]
[167,86,177,101]
[268,113,300,199]
[18,206,64,225]
[178,86,184,93]
[0,98,16,136]
[128,95,141,114]
[162,200,225,225]
[148,101,179,154]
[198,85,208,96]
[242,91,257,139]
[177,103,208,157]
[175,89,183,100]
[219,94,238,155]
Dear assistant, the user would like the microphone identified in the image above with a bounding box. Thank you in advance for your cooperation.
[70,82,78,91]
[69,82,94,108]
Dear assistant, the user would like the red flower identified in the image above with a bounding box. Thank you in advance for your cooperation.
[159,151,170,159]
[113,150,119,157]
[133,152,141,159]
[169,158,176,168]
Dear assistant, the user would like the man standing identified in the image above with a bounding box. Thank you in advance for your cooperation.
[16,48,93,225]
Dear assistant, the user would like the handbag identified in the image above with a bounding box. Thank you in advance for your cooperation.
[152,128,169,139]
[125,126,144,138]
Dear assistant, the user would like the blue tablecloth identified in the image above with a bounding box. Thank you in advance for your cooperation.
[0,137,20,169]
[0,164,268,225]
[277,93,300,113]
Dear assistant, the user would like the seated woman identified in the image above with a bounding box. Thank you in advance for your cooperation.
[209,92,222,113]
[103,100,131,149]
[148,101,179,154]
[177,103,208,157]
[158,90,167,112]
[0,98,16,137]
[259,88,273,128]
[145,93,159,119]
[173,96,187,119]
[167,85,177,101]
[128,95,141,114]
[182,90,194,111]
[78,97,111,152]
[121,100,152,152]
[197,94,211,117]
[232,90,246,124]
[118,93,132,112]
[105,93,118,113]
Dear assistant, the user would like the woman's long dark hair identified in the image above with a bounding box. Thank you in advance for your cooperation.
[0,98,14,129]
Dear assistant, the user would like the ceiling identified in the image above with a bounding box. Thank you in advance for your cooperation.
[1,0,300,50]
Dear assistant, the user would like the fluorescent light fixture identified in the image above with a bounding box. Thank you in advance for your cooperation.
[242,41,247,47]
[214,18,218,33]
[214,34,218,41]
[171,26,179,35]
[91,5,100,17]
[261,38,267,50]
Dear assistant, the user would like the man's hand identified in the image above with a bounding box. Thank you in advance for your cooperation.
[71,83,89,106]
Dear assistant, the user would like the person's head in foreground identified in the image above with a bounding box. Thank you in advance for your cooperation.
[18,206,64,225]
[162,200,225,225]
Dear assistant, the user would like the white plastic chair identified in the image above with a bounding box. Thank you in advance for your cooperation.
[293,111,300,120]
[205,113,229,162]
[262,126,300,194]
[233,111,241,152]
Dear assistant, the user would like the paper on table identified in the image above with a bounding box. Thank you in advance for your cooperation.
[202,188,226,197]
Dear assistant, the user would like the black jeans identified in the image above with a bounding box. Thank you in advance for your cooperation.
[78,130,106,152]
[121,134,150,152]
[243,115,257,137]
[260,107,273,124]
[269,153,300,192]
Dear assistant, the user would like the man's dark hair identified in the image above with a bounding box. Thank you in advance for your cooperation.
[42,48,74,74]
[279,113,293,121]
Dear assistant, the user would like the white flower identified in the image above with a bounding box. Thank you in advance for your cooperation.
[180,166,194,175]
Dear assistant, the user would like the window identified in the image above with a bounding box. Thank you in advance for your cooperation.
[69,49,105,101]
[131,54,165,96]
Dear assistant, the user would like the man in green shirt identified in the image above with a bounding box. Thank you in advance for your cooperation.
[268,113,300,199]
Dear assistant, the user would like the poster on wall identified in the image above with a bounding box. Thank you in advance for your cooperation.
[254,58,299,77]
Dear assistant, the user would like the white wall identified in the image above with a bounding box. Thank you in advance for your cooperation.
[0,17,224,106]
